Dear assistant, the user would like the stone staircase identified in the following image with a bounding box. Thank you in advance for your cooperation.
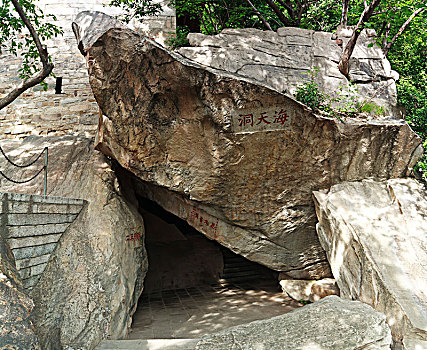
[220,247,274,283]
[0,192,86,291]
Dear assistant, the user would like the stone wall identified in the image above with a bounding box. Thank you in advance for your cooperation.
[0,192,85,291]
[178,26,399,114]
[0,0,175,139]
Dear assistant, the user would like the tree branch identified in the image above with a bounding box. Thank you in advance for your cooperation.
[381,21,391,52]
[244,0,273,31]
[265,0,294,26]
[338,0,382,78]
[275,0,296,22]
[341,0,350,26]
[0,0,53,110]
[383,7,425,55]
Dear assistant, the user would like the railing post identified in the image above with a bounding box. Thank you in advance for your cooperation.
[43,147,48,196]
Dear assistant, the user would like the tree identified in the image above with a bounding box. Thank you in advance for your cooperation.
[0,0,62,110]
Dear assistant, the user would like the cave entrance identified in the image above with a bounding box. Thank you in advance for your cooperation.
[128,195,301,340]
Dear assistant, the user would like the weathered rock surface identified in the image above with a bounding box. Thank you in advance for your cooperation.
[0,234,40,349]
[179,25,398,112]
[279,275,339,302]
[313,179,427,349]
[0,136,147,349]
[73,11,422,279]
[195,295,392,349]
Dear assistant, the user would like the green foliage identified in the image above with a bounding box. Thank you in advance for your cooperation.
[295,68,362,118]
[384,5,427,179]
[107,0,162,23]
[360,102,386,116]
[295,68,325,111]
[166,25,190,49]
[169,0,282,35]
[0,0,62,82]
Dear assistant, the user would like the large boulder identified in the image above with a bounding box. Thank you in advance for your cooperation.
[73,11,422,279]
[0,136,147,349]
[313,179,427,349]
[0,234,40,349]
[195,295,392,349]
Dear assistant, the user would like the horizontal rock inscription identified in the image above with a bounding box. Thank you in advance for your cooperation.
[231,106,291,133]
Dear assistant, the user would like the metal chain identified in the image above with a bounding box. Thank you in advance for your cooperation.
[0,145,46,168]
[0,166,45,184]
[0,146,48,194]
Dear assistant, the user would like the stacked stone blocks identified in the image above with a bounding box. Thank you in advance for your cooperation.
[0,0,175,139]
[0,192,86,290]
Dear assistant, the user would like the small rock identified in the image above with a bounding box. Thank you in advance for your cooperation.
[279,275,339,302]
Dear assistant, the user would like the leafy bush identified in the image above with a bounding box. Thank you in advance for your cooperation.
[166,26,190,49]
[295,68,325,111]
[295,68,360,118]
[360,102,386,116]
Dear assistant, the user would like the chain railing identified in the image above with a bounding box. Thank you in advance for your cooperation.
[0,146,48,195]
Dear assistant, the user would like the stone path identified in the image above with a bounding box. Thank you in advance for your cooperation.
[128,280,302,340]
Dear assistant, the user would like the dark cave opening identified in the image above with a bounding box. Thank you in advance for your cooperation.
[136,195,277,294]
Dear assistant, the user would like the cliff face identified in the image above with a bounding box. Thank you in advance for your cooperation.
[74,11,422,280]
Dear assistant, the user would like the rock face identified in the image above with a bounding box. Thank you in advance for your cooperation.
[195,295,392,350]
[313,179,427,349]
[73,11,422,279]
[0,234,41,349]
[179,26,399,113]
[0,136,147,349]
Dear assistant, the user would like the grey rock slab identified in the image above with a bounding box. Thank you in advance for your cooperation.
[96,339,199,350]
[313,31,342,61]
[313,178,427,349]
[195,295,392,350]
[277,27,314,46]
[74,12,422,279]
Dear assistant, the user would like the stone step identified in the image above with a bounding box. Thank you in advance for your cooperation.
[7,200,83,214]
[95,339,199,350]
[7,213,78,226]
[0,191,85,292]
[0,192,85,206]
[8,223,71,239]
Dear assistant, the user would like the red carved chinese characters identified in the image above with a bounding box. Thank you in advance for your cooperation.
[273,109,288,124]
[256,112,271,125]
[126,232,142,242]
[237,109,289,130]
[238,114,254,127]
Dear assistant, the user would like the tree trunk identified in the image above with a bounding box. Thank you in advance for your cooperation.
[265,0,293,26]
[341,0,350,26]
[0,0,53,110]
[338,0,382,79]
[244,0,273,31]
